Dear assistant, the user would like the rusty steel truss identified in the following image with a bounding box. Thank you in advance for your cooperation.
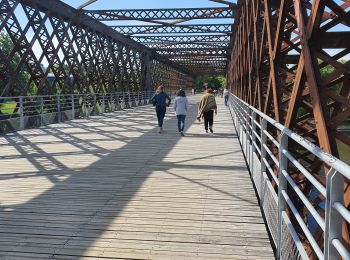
[0,0,236,97]
[227,0,350,257]
[81,1,236,76]
[0,0,199,96]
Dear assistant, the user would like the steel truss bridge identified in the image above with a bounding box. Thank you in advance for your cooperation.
[0,0,349,259]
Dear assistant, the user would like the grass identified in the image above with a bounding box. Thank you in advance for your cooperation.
[0,100,17,115]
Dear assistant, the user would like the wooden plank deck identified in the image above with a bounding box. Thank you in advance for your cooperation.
[0,96,275,260]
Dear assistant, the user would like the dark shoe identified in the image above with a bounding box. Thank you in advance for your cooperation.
[205,130,208,133]
[181,132,185,136]
[209,128,213,133]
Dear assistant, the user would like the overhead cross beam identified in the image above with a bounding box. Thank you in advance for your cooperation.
[83,2,235,75]
[112,24,232,35]
[84,7,235,21]
[132,35,231,44]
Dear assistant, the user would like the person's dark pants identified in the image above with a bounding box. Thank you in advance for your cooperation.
[177,115,186,132]
[156,106,166,127]
[224,95,229,106]
[203,110,214,130]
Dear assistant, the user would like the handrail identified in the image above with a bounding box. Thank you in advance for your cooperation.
[229,93,350,260]
[0,91,156,133]
[230,95,350,177]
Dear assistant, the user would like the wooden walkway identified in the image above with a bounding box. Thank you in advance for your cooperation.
[0,96,274,260]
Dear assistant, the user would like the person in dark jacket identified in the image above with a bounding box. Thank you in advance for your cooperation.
[151,86,171,134]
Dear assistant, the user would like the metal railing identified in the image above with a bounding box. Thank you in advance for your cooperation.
[0,91,154,133]
[228,94,350,260]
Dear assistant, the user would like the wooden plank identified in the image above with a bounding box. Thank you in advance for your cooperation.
[0,96,274,259]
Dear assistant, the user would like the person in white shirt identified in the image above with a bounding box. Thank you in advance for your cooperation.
[223,88,229,106]
[173,89,189,136]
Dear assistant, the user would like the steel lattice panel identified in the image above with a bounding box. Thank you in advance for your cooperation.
[151,60,193,92]
[86,2,236,76]
[227,0,350,256]
[0,0,192,96]
[112,24,232,35]
[84,7,235,21]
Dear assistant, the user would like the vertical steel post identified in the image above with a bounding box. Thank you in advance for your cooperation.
[325,169,344,260]
[251,111,257,174]
[102,94,105,113]
[122,92,126,109]
[245,104,250,160]
[93,94,97,115]
[110,93,113,112]
[19,96,24,130]
[141,55,150,91]
[277,133,288,259]
[40,96,44,126]
[129,92,132,108]
[57,95,61,123]
[83,94,87,117]
[260,118,268,197]
[71,94,75,120]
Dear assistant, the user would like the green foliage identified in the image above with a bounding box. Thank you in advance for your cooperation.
[0,100,17,115]
[0,32,31,96]
[0,33,13,56]
[195,75,226,90]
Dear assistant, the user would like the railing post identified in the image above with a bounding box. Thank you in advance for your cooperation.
[110,93,113,112]
[40,96,44,126]
[233,96,239,134]
[325,169,343,260]
[277,133,288,259]
[93,93,97,115]
[129,92,132,108]
[245,104,250,159]
[235,98,241,138]
[71,94,75,120]
[102,93,105,113]
[57,95,61,123]
[83,94,87,118]
[251,111,257,173]
[232,96,238,129]
[260,118,267,198]
[122,92,126,109]
[19,96,24,130]
[240,102,244,143]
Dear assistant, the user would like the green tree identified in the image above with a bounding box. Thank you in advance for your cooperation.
[0,32,32,96]
[195,75,227,90]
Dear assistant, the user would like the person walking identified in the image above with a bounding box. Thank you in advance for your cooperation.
[197,88,217,133]
[151,86,171,134]
[173,89,188,136]
[223,88,229,106]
